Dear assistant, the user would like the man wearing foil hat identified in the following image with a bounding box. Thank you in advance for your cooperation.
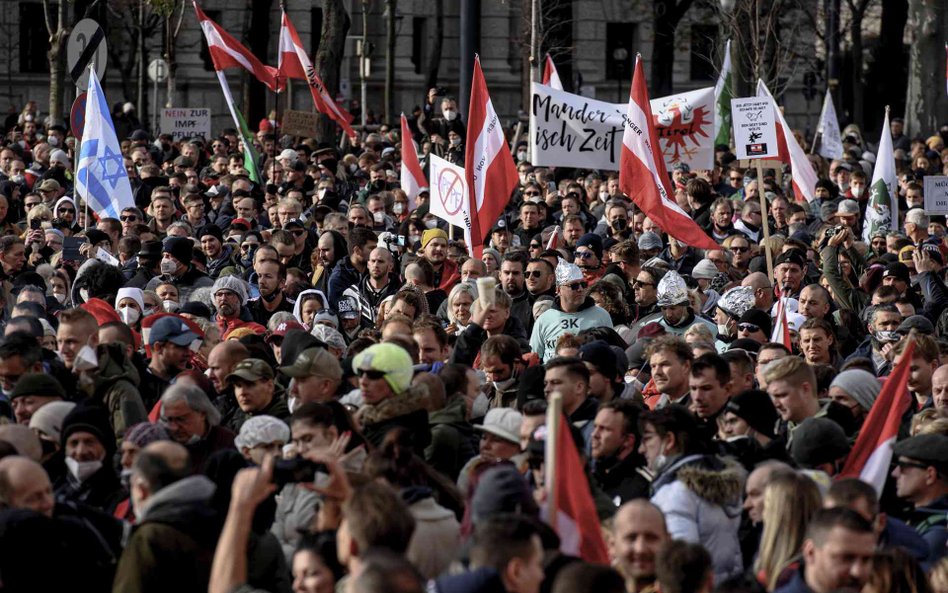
[631,270,716,342]
[714,286,757,346]
[529,259,613,363]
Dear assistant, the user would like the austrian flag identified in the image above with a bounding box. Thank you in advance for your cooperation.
[193,2,281,92]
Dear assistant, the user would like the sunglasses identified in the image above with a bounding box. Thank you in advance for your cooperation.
[530,243,541,249]
[894,459,931,472]
[355,368,387,380]
[121,215,138,222]
[291,229,306,237]
[240,243,259,251]
[524,191,540,197]
[738,323,760,333]
[564,282,587,291]
[525,270,544,278]
[575,251,596,260]
[730,246,750,253]
[632,280,655,288]
[58,208,75,214]
[730,176,743,181]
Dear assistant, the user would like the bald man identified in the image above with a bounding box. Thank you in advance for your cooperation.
[612,499,670,593]
[933,365,948,411]
[742,272,774,311]
[207,341,249,396]
[0,456,54,517]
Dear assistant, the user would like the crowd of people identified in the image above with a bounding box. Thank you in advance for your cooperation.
[0,91,945,593]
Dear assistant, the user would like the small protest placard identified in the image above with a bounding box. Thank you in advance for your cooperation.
[282,110,320,138]
[924,176,948,215]
[160,108,210,141]
[731,98,778,160]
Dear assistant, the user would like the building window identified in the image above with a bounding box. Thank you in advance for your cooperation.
[19,3,49,74]
[411,17,426,75]
[690,24,717,82]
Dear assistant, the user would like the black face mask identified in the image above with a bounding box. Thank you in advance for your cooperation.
[369,180,387,192]
[612,218,627,231]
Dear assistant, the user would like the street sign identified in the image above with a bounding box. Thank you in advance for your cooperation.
[70,92,88,138]
[148,58,168,83]
[67,19,108,91]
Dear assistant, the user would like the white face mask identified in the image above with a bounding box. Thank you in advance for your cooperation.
[372,211,385,224]
[851,186,864,198]
[73,344,99,372]
[53,292,66,304]
[717,322,732,338]
[119,307,141,325]
[393,203,405,215]
[450,137,461,147]
[159,259,178,275]
[425,219,438,229]
[443,109,457,121]
[48,136,59,147]
[517,151,527,161]
[143,307,156,317]
[65,457,102,483]
[163,299,179,313]
[839,180,850,192]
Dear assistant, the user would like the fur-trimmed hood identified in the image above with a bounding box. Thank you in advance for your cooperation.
[653,453,745,509]
[357,384,427,426]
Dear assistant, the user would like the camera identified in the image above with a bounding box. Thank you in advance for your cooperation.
[434,87,448,97]
[272,458,326,488]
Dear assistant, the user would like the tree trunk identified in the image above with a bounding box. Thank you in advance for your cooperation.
[45,0,68,126]
[315,0,350,144]
[137,0,147,126]
[870,0,908,120]
[384,0,396,125]
[651,0,694,96]
[849,11,864,128]
[247,0,272,135]
[425,0,443,89]
[903,0,947,137]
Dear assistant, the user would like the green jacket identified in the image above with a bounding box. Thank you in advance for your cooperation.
[83,342,148,442]
[821,244,869,313]
[425,396,477,481]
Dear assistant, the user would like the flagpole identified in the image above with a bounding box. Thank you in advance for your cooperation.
[756,160,773,280]
[544,391,562,534]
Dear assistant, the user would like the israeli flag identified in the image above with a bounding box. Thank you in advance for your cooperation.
[75,69,135,219]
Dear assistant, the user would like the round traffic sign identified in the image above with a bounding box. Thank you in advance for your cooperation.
[70,92,88,138]
[67,19,108,91]
[148,58,168,83]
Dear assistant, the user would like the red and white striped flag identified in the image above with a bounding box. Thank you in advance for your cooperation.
[400,114,426,210]
[465,56,518,258]
[757,80,819,204]
[770,295,793,349]
[542,54,563,90]
[546,225,561,250]
[278,11,356,139]
[548,417,610,564]
[193,2,281,92]
[838,338,914,495]
[619,56,719,251]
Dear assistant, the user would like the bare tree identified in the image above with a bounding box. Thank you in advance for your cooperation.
[42,0,69,126]
[384,0,396,125]
[155,0,187,108]
[105,0,162,118]
[314,0,349,143]
[424,0,444,90]
[903,0,947,136]
[843,0,874,128]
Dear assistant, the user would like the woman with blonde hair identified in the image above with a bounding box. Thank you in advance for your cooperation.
[755,471,822,591]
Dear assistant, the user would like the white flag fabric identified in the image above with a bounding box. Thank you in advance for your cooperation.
[428,154,473,254]
[863,110,898,243]
[756,80,818,203]
[75,69,135,219]
[817,89,843,160]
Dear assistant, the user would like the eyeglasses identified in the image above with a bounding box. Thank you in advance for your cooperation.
[355,368,387,380]
[240,243,259,251]
[575,251,596,260]
[632,280,655,289]
[564,282,587,291]
[738,323,760,333]
[120,215,138,222]
[894,459,931,472]
[525,270,544,278]
[730,246,749,253]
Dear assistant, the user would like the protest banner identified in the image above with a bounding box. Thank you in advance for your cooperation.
[160,108,211,141]
[731,97,778,160]
[428,154,473,253]
[529,83,714,172]
[924,176,948,215]
[282,109,320,138]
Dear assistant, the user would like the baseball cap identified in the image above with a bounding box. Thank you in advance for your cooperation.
[352,343,413,395]
[149,316,199,346]
[280,347,343,381]
[226,358,275,384]
[266,321,305,344]
[337,296,360,320]
[473,408,523,445]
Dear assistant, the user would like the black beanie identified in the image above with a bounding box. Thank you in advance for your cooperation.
[163,236,193,266]
[725,389,779,439]
[60,403,114,455]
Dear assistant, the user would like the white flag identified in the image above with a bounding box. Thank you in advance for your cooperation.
[863,110,897,243]
[817,89,843,160]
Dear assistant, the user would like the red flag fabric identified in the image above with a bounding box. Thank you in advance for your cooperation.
[542,54,563,90]
[400,114,426,210]
[193,2,281,92]
[465,56,519,258]
[756,81,819,204]
[278,11,356,139]
[838,338,915,495]
[770,296,792,349]
[546,225,561,250]
[619,56,719,251]
[552,417,610,564]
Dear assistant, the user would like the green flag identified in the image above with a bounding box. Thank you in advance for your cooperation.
[233,102,262,184]
[713,40,732,147]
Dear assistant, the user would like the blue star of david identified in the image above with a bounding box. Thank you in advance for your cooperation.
[98,146,125,189]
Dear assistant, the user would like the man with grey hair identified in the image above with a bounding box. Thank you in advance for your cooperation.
[212,274,249,336]
[904,208,932,246]
[159,383,236,473]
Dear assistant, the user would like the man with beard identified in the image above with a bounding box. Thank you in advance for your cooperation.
[311,230,346,294]
[345,247,399,328]
[591,400,650,506]
[419,228,460,291]
[845,304,901,376]
[198,225,234,280]
[141,317,198,407]
[500,252,533,332]
[632,271,716,340]
[773,249,807,299]
[212,275,254,337]
[612,500,671,593]
[247,259,293,325]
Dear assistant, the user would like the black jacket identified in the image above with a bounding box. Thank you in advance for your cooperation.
[593,453,651,506]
